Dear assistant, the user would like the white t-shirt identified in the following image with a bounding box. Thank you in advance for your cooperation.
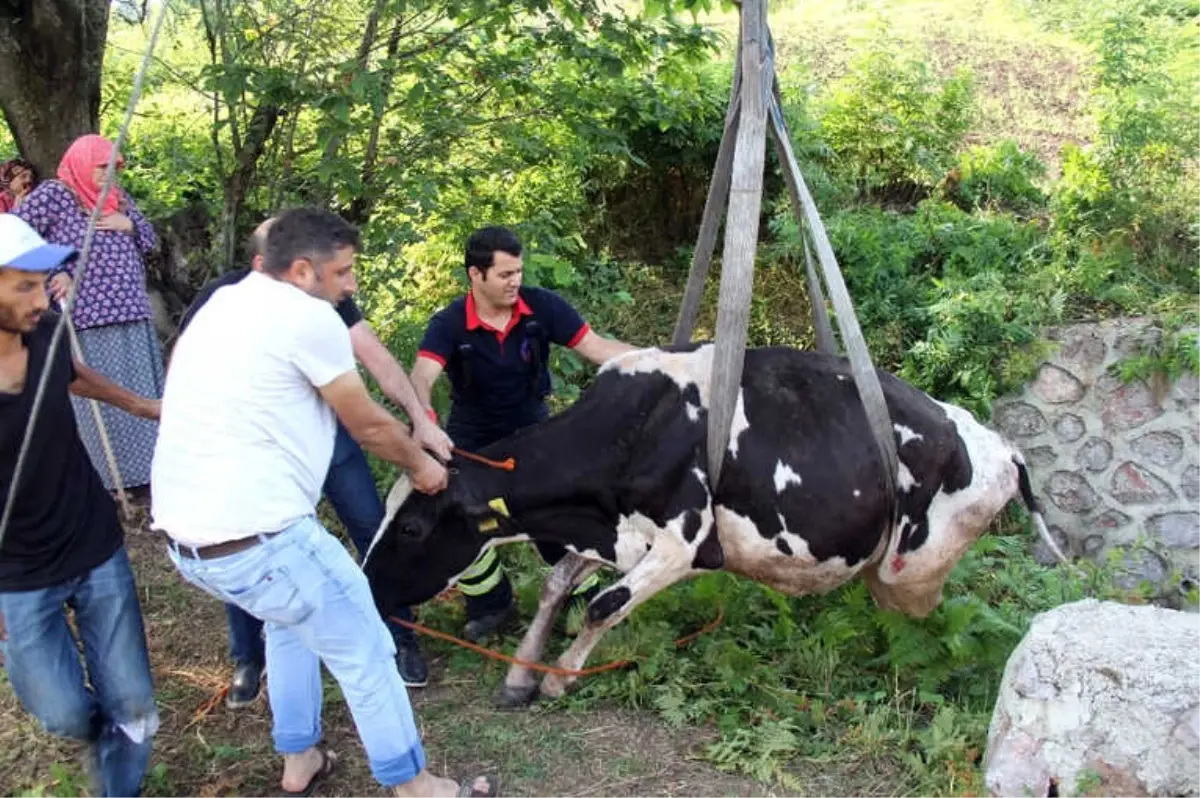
[151,271,355,545]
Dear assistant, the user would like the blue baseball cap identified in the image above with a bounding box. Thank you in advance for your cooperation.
[0,214,77,272]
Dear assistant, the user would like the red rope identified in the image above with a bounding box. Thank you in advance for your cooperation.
[389,605,724,678]
[451,447,516,471]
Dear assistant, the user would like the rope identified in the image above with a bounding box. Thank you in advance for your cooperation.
[0,2,169,549]
[452,447,516,471]
[389,604,724,678]
[63,295,132,517]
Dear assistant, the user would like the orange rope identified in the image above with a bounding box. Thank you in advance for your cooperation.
[390,605,724,678]
[452,447,516,471]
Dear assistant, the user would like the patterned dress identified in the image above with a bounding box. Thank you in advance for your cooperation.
[16,180,164,490]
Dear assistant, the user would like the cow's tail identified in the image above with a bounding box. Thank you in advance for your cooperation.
[1013,454,1070,566]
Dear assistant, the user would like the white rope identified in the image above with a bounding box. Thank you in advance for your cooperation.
[0,1,169,548]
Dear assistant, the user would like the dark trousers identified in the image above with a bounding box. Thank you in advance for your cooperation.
[227,422,416,668]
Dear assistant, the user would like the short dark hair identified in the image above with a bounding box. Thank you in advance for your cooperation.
[465,225,522,277]
[263,207,361,275]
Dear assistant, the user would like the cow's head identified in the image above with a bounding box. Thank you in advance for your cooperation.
[363,467,522,615]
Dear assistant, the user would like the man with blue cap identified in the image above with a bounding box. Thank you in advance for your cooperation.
[0,214,161,797]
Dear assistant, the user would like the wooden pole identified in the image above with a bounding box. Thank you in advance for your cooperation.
[672,50,743,346]
[706,0,769,484]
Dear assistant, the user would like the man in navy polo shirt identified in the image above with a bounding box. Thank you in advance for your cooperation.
[410,225,636,641]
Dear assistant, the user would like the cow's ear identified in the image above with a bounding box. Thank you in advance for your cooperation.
[464,497,513,536]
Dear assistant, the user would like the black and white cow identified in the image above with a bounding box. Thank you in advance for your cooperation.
[362,344,1064,707]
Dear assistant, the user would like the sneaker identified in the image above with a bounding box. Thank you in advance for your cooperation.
[396,638,429,688]
[463,605,517,644]
[226,661,263,708]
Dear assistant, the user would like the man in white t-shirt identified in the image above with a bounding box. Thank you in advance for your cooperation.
[151,208,496,798]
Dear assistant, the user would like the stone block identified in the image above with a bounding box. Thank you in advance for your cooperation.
[994,401,1047,438]
[1183,465,1200,502]
[1099,377,1164,432]
[1147,513,1200,550]
[1054,327,1107,373]
[1174,372,1199,404]
[1111,462,1177,504]
[1114,547,1169,591]
[984,599,1199,797]
[1053,412,1086,443]
[1024,445,1058,468]
[1130,430,1185,467]
[1075,437,1112,473]
[1115,326,1164,358]
[1032,363,1086,404]
[1046,471,1099,514]
[1090,507,1132,532]
[1034,525,1072,566]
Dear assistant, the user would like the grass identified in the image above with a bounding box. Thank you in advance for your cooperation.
[0,518,778,797]
[698,0,1097,164]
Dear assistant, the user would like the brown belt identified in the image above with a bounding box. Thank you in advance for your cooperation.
[164,530,281,561]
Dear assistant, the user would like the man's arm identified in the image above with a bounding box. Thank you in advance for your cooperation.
[349,321,452,459]
[69,361,160,420]
[318,371,447,494]
[571,330,639,367]
[409,356,445,414]
[349,321,432,421]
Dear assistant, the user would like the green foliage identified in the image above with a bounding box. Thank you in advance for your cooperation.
[471,526,1130,791]
[1111,311,1200,385]
[819,32,975,203]
[946,140,1048,215]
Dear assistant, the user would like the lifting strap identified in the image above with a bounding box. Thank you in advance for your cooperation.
[673,2,899,533]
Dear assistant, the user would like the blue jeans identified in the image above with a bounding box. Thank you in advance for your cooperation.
[168,516,425,787]
[227,422,416,668]
[0,547,158,797]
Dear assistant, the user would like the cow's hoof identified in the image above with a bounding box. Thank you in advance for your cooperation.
[539,674,570,700]
[495,683,539,710]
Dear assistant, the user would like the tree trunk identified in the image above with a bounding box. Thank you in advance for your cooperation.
[0,0,109,177]
[218,101,280,268]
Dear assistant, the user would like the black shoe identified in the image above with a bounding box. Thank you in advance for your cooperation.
[463,605,517,644]
[226,661,263,708]
[396,638,429,688]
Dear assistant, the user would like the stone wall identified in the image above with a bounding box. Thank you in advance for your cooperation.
[992,318,1199,603]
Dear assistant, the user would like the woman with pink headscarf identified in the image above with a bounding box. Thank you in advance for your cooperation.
[15,134,163,494]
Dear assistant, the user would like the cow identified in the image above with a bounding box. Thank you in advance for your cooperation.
[362,343,1065,708]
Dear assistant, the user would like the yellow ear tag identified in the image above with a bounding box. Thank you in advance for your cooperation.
[488,497,511,518]
[478,518,500,534]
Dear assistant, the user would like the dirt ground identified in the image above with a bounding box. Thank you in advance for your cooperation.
[1,518,779,798]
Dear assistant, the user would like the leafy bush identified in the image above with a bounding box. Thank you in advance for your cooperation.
[945,140,1048,215]
[819,36,975,204]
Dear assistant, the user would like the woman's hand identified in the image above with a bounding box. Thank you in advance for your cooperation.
[97,212,134,234]
[47,273,71,302]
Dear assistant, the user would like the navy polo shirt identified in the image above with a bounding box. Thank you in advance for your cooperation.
[417,286,589,447]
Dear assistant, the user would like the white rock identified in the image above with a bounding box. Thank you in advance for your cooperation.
[984,599,1200,797]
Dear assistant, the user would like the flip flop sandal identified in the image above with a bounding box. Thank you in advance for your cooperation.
[458,774,500,797]
[281,747,337,797]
